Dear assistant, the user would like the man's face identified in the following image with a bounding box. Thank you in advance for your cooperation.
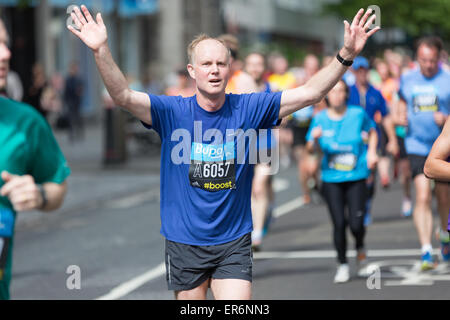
[417,44,440,78]
[354,68,368,85]
[187,39,230,97]
[0,21,11,90]
[245,53,265,82]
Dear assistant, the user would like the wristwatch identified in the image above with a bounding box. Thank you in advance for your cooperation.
[37,184,48,209]
[336,52,353,66]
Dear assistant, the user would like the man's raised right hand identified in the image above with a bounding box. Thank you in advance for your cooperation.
[67,5,108,52]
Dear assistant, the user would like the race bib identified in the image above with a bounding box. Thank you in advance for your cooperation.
[328,153,357,171]
[0,208,14,238]
[0,237,10,281]
[0,209,13,281]
[412,86,439,113]
[189,142,236,192]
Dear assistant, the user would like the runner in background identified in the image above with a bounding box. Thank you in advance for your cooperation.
[397,36,450,269]
[373,58,412,217]
[219,34,257,94]
[306,79,378,283]
[347,56,399,226]
[244,52,276,251]
[165,68,196,97]
[267,53,297,169]
[289,54,326,205]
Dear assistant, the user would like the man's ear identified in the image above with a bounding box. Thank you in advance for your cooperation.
[187,64,195,80]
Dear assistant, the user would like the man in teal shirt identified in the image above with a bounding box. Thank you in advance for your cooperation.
[0,18,71,300]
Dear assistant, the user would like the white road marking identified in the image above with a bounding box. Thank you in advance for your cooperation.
[107,190,158,209]
[253,249,440,260]
[95,262,166,300]
[272,178,289,193]
[273,196,304,218]
[361,259,450,287]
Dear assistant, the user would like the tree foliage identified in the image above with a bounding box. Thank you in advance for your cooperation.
[323,0,450,42]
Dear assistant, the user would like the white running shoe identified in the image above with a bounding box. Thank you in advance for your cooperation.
[333,264,350,283]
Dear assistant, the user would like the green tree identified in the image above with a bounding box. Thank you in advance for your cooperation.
[323,0,450,43]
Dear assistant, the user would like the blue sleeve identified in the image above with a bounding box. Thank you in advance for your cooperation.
[244,91,282,129]
[142,94,178,140]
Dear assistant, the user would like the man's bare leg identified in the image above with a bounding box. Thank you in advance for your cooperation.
[413,175,433,248]
[175,278,210,300]
[435,181,450,233]
[210,279,252,300]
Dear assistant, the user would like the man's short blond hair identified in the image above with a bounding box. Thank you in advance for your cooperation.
[187,34,231,64]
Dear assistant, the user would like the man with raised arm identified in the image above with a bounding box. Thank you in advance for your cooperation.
[68,5,379,300]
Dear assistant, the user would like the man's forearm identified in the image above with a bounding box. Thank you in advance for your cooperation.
[41,182,67,212]
[280,50,350,118]
[93,45,130,107]
[304,48,353,102]
[368,129,378,155]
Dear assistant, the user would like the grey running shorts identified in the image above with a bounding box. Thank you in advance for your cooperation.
[164,233,253,291]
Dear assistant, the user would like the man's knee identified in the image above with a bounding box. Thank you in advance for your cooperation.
[210,278,251,300]
[175,278,209,300]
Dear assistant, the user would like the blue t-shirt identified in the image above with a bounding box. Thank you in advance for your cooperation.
[399,68,450,156]
[257,82,276,151]
[144,92,282,245]
[348,84,388,121]
[306,105,376,183]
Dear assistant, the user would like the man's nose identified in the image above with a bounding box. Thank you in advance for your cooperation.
[211,63,219,73]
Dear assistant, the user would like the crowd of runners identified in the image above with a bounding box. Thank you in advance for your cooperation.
[210,31,450,283]
[0,5,449,300]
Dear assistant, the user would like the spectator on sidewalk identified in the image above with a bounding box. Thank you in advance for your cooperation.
[24,62,49,119]
[63,62,84,142]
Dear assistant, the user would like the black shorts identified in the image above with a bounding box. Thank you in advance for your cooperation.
[292,126,310,147]
[164,233,253,291]
[407,154,427,179]
[397,136,408,159]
